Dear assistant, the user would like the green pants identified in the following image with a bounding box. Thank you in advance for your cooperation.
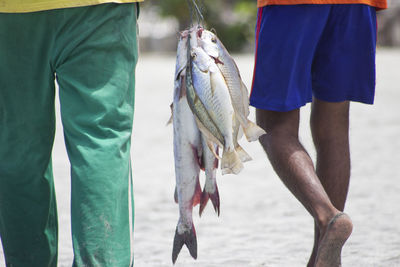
[0,3,138,266]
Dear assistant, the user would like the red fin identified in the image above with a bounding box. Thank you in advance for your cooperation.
[199,184,220,217]
[199,190,209,217]
[192,176,202,207]
[209,185,220,216]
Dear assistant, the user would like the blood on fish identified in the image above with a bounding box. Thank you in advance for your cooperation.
[212,56,224,65]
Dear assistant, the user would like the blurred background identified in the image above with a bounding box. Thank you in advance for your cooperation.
[138,0,400,53]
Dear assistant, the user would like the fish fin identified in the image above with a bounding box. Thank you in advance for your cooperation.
[199,190,209,217]
[221,167,233,175]
[199,184,220,217]
[192,175,202,207]
[221,149,243,175]
[207,141,221,160]
[174,186,178,204]
[243,120,267,142]
[166,116,173,126]
[166,103,173,126]
[235,143,252,163]
[209,185,220,216]
[172,224,197,264]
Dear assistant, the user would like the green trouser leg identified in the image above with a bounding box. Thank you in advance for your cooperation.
[0,3,138,267]
[0,11,58,267]
[56,4,138,267]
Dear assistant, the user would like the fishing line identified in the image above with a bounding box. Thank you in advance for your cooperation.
[192,0,204,24]
[186,0,205,26]
[186,0,194,26]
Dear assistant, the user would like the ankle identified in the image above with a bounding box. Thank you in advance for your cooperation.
[315,209,340,234]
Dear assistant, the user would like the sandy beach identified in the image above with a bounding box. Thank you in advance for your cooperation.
[1,49,399,267]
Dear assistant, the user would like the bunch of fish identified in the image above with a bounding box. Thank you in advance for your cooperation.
[170,26,266,264]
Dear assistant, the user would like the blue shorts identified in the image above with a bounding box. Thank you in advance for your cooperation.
[250,5,377,112]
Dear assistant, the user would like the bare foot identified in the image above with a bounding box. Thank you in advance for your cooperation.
[315,213,353,267]
[307,223,320,267]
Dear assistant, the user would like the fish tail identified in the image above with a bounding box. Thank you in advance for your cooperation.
[221,148,243,175]
[235,143,252,163]
[172,224,198,264]
[243,120,266,142]
[199,185,220,217]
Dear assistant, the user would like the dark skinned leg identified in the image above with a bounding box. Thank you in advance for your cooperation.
[308,99,352,267]
[256,108,338,230]
[256,108,352,267]
[311,99,350,210]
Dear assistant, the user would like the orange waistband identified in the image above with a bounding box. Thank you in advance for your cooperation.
[257,0,387,10]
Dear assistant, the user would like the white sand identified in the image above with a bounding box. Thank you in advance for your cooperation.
[1,49,400,267]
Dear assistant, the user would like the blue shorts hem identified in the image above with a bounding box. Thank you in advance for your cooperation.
[249,99,309,112]
[313,94,374,105]
[250,96,374,111]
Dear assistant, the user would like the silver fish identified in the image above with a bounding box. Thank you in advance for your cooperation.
[172,35,202,264]
[198,29,266,142]
[190,46,243,175]
[185,35,224,150]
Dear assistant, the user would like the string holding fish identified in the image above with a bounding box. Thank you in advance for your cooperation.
[186,0,205,27]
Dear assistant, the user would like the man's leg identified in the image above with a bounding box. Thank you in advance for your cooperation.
[55,4,138,266]
[256,108,352,267]
[307,99,351,266]
[0,12,58,267]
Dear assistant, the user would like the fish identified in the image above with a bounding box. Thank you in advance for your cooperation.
[171,34,202,264]
[185,33,224,150]
[189,45,243,175]
[171,26,261,264]
[198,29,266,142]
[199,134,220,216]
